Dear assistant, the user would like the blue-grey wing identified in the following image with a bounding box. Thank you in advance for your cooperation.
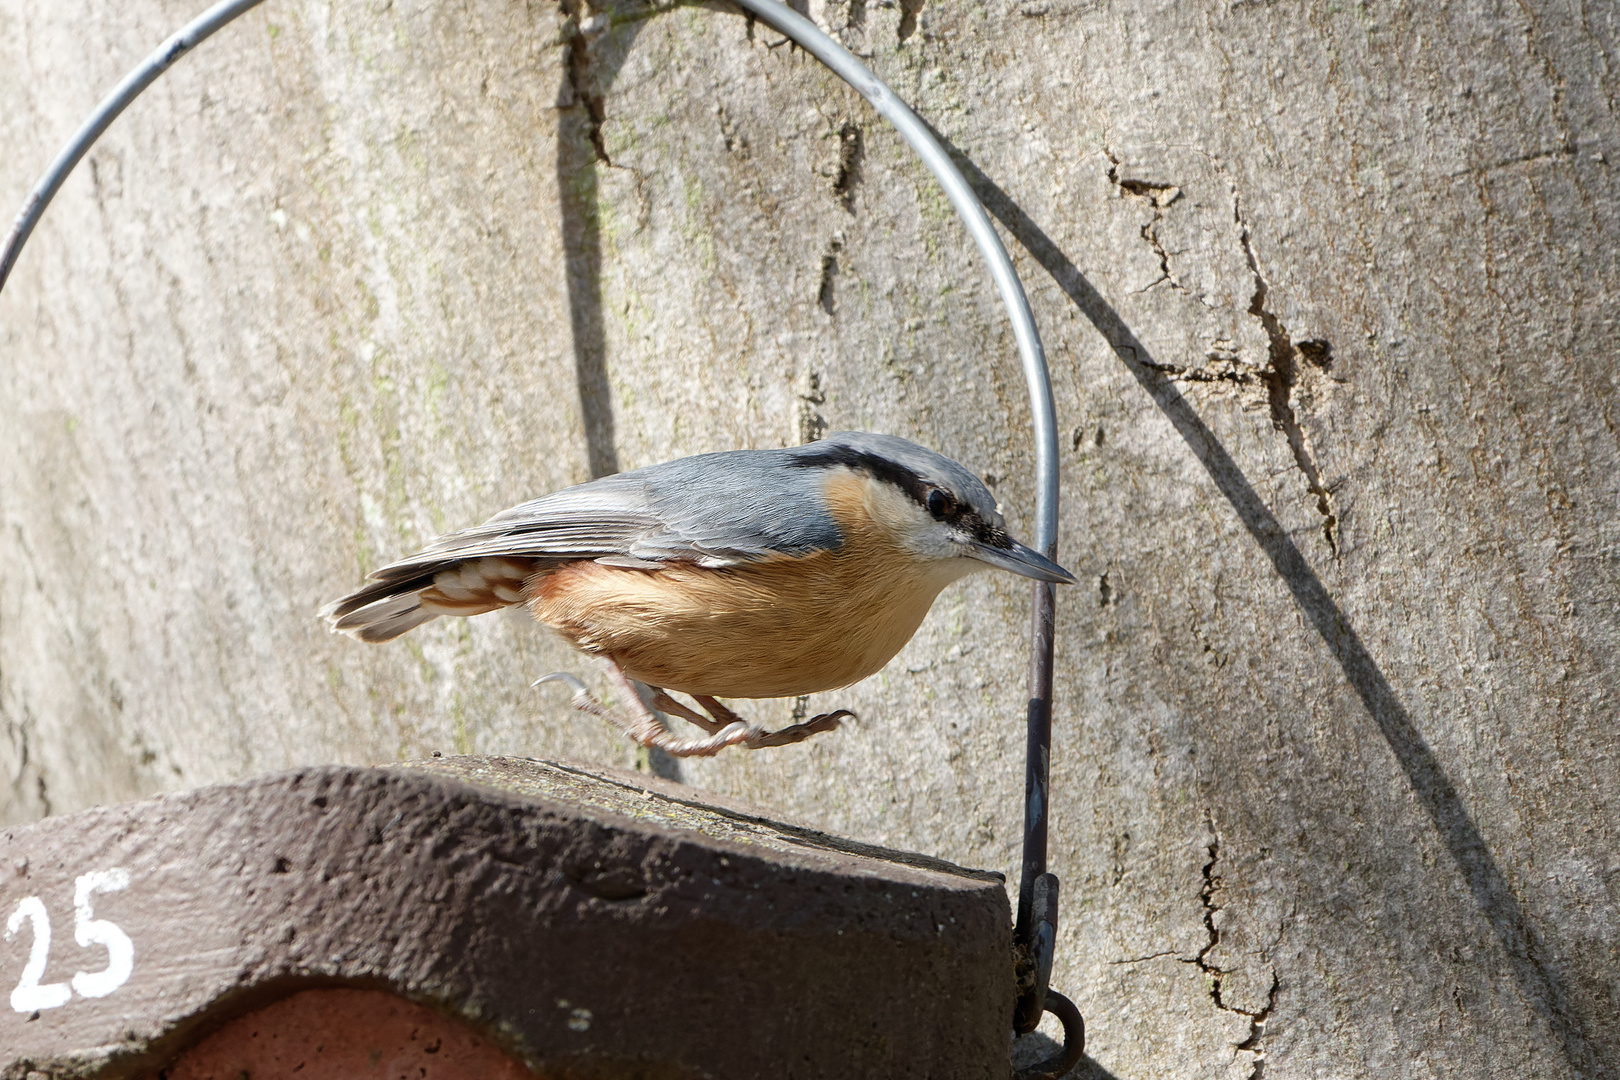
[630,447,843,562]
[376,446,840,578]
[414,474,665,566]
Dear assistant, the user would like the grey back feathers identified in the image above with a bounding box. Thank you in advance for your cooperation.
[322,431,1000,639]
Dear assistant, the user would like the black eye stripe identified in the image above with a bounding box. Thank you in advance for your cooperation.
[788,444,992,535]
[789,445,934,508]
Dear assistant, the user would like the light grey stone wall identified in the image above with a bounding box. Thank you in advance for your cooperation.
[2,0,1616,1076]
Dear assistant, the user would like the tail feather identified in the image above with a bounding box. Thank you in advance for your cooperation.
[322,555,542,643]
[330,591,422,632]
[320,570,441,623]
[355,604,440,643]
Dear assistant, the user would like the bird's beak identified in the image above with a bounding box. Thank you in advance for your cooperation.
[966,538,1078,584]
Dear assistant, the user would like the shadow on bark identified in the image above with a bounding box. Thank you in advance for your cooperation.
[1013,1031,1126,1080]
[558,15,688,783]
[934,138,1602,1077]
[558,13,640,483]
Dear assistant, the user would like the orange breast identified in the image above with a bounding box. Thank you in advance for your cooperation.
[527,472,976,698]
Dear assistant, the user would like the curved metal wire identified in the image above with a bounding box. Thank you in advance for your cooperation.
[728,0,1060,555]
[0,0,1076,1056]
[729,2,1071,1039]
[0,0,268,294]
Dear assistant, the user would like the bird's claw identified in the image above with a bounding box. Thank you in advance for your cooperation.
[532,671,588,697]
[536,668,846,756]
[742,708,854,748]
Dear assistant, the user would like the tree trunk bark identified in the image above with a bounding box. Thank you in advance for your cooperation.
[2,0,1616,1076]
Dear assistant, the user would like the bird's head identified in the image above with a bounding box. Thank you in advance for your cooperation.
[788,432,1077,585]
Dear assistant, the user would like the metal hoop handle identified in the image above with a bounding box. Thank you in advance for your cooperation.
[0,0,269,293]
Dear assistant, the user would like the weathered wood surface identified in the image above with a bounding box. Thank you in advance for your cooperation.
[0,756,1012,1077]
[1,1,1616,1076]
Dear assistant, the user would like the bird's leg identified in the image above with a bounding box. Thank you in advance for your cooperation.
[653,687,847,747]
[647,689,727,735]
[691,695,853,750]
[533,664,757,758]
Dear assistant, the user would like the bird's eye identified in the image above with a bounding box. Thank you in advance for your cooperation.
[926,488,952,519]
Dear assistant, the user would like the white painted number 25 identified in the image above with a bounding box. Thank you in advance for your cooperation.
[4,869,134,1013]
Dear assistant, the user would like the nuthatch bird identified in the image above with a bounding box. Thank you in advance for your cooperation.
[323,431,1076,757]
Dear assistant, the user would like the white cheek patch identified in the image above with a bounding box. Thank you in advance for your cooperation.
[828,468,973,562]
[838,472,926,548]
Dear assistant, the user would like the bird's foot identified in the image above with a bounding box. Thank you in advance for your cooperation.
[642,718,760,757]
[691,695,852,749]
[535,670,763,758]
[648,689,728,735]
[743,709,851,747]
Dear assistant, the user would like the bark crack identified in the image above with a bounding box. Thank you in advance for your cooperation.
[1234,196,1340,557]
[796,371,828,443]
[1140,357,1256,386]
[1185,825,1280,1080]
[832,122,864,213]
[1236,973,1281,1061]
[558,0,650,209]
[1108,154,1341,553]
[1108,949,1179,965]
[1107,155,1188,296]
[7,711,50,817]
[898,0,925,43]
[1191,835,1224,996]
[560,0,612,167]
[817,238,842,315]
